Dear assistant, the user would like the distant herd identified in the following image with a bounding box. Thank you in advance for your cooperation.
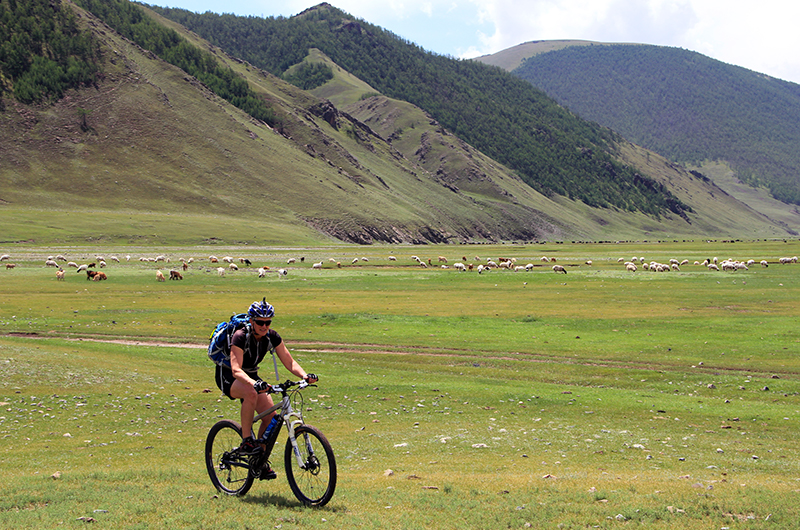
[0,252,797,282]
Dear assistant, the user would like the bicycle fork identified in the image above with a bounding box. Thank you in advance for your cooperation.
[285,411,315,471]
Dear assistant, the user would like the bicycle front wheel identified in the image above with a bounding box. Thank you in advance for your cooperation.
[205,419,254,496]
[284,424,336,506]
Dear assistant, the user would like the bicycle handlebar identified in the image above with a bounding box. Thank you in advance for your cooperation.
[263,378,316,394]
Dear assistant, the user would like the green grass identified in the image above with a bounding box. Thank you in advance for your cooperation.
[1,240,799,528]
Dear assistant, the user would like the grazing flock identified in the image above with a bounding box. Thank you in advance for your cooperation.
[0,251,797,283]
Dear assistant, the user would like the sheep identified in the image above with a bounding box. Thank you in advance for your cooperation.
[98,260,107,268]
[388,256,397,261]
[209,256,219,263]
[228,263,238,271]
[277,268,288,277]
[337,262,342,268]
[680,259,689,266]
[182,261,189,271]
[110,256,120,263]
[169,270,183,280]
[6,263,16,269]
[222,256,234,263]
[55,255,67,262]
[258,267,267,278]
[361,257,369,262]
[761,260,769,268]
[56,269,65,280]
[216,267,226,277]
[156,270,166,281]
[287,258,296,264]
[45,259,58,267]
[67,262,78,268]
[76,264,88,273]
[540,256,549,262]
[626,263,637,272]
[525,263,534,271]
[86,270,98,280]
[454,262,466,271]
[0,254,10,261]
[312,262,323,269]
[438,256,448,263]
[477,264,485,274]
[352,258,359,264]
[553,264,567,274]
[671,263,680,271]
[93,271,107,281]
[708,263,720,271]
[585,260,592,266]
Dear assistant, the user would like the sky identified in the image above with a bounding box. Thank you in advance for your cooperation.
[143,0,800,85]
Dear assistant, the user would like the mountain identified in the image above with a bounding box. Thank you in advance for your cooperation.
[477,41,800,229]
[0,1,795,245]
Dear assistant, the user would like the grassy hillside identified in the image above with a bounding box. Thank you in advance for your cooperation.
[0,2,797,245]
[482,42,800,210]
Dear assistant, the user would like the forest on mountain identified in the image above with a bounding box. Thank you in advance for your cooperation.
[0,0,99,104]
[143,3,690,219]
[511,44,800,205]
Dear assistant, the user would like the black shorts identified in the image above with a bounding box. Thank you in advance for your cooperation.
[215,366,261,399]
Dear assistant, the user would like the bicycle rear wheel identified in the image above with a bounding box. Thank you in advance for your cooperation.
[205,419,254,496]
[284,424,336,506]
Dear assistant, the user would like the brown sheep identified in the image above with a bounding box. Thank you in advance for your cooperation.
[5,263,16,269]
[169,270,183,280]
[92,271,107,281]
[156,270,166,282]
[86,270,98,280]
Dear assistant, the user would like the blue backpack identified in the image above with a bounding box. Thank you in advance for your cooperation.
[208,313,251,368]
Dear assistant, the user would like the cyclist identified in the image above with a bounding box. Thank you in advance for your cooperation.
[214,299,317,461]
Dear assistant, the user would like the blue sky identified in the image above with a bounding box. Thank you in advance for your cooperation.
[143,1,800,84]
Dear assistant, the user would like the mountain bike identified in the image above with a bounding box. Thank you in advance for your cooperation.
[204,378,336,506]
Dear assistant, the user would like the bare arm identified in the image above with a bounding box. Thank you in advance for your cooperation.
[275,340,317,382]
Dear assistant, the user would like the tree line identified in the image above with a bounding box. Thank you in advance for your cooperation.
[513,44,800,205]
[73,0,279,128]
[0,0,99,104]
[148,4,691,219]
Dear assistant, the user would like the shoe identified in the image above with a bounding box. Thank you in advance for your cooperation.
[238,436,263,455]
[258,466,277,481]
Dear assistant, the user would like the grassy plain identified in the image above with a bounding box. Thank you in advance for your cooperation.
[1,240,799,529]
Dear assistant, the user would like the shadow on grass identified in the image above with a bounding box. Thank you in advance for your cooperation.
[240,492,347,512]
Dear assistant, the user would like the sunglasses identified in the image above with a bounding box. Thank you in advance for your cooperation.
[253,319,272,327]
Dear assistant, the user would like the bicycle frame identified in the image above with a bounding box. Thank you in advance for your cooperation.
[254,383,310,469]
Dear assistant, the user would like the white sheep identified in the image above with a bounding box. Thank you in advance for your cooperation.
[216,267,226,277]
[0,254,10,261]
[258,267,267,278]
[229,263,238,270]
[312,262,323,269]
[760,260,769,268]
[388,256,397,261]
[156,270,166,282]
[45,259,58,267]
[552,264,567,274]
[277,268,288,277]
